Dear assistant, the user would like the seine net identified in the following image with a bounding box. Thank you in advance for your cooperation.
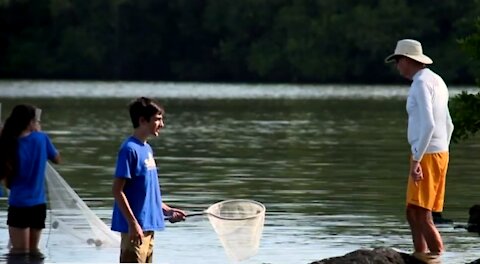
[45,163,120,247]
[205,199,265,262]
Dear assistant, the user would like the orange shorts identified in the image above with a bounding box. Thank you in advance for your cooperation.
[406,152,449,212]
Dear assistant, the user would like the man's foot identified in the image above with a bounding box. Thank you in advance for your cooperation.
[412,252,442,264]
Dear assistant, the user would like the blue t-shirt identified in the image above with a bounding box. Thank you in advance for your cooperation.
[8,131,58,207]
[111,136,165,233]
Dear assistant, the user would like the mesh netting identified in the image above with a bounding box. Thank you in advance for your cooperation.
[205,199,265,262]
[45,163,120,247]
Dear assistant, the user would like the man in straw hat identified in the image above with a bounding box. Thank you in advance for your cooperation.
[385,39,454,262]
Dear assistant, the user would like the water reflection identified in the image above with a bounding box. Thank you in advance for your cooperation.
[1,253,44,264]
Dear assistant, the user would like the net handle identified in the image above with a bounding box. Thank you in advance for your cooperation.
[163,211,204,221]
[186,211,207,217]
[164,211,206,221]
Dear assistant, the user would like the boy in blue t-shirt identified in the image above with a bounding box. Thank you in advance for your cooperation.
[111,97,186,263]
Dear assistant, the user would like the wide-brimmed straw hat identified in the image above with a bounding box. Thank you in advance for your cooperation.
[385,39,433,64]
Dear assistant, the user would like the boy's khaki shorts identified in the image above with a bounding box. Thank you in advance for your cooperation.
[120,231,155,263]
[406,152,449,212]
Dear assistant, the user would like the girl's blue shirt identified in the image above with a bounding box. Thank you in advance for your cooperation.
[8,131,58,207]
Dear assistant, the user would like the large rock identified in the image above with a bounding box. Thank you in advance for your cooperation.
[310,247,426,264]
[467,205,480,234]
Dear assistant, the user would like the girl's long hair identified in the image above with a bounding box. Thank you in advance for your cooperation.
[0,104,36,188]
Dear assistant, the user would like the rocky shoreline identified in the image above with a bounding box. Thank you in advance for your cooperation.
[309,209,480,264]
[310,247,480,264]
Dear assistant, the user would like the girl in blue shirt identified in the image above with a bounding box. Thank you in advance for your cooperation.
[0,104,61,256]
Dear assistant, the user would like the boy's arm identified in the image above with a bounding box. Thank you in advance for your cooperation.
[112,178,144,243]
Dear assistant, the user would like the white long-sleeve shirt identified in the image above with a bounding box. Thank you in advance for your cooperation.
[406,68,454,161]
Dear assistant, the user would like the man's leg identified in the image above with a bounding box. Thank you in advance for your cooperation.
[408,204,443,253]
[406,204,427,253]
[421,208,444,253]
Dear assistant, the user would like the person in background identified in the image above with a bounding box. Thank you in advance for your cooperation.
[385,39,454,263]
[0,104,61,257]
[111,97,186,263]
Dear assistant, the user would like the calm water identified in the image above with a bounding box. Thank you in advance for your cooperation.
[0,81,479,263]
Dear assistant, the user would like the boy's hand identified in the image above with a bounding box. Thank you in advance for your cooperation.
[128,220,144,245]
[167,208,186,223]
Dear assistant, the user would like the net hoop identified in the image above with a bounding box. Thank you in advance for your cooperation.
[206,199,265,221]
[205,199,266,261]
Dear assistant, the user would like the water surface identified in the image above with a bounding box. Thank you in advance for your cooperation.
[0,81,479,263]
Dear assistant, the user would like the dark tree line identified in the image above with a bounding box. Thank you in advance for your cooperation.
[0,0,479,84]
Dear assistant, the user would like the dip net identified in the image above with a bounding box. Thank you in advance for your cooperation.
[204,199,265,262]
[45,163,120,247]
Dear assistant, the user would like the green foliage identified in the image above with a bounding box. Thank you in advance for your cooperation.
[450,16,480,143]
[450,91,480,143]
[458,17,480,84]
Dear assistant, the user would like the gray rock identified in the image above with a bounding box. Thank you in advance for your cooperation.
[310,247,425,264]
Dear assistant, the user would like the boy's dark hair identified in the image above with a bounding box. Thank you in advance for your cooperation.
[128,97,164,128]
